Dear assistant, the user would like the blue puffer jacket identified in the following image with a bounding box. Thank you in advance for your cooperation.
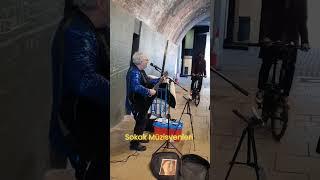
[50,9,109,157]
[125,65,159,114]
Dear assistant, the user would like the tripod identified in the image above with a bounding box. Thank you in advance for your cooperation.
[177,96,196,150]
[180,96,192,120]
[225,110,262,180]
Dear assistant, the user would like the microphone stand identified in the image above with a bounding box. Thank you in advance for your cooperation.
[152,67,188,92]
[152,67,182,156]
[211,67,249,96]
[210,67,263,179]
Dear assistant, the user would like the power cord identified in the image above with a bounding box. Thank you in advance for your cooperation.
[110,151,140,163]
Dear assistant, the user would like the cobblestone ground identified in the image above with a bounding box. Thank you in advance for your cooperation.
[211,48,320,180]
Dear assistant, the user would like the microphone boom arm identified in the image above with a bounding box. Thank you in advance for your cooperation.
[152,66,188,92]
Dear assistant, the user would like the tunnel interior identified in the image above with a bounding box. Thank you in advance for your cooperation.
[110,0,211,127]
[112,0,210,44]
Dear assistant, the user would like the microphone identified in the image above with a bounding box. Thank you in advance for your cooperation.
[150,63,162,71]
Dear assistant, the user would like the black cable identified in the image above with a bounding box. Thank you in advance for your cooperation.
[110,151,140,163]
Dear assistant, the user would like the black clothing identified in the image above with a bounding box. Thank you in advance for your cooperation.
[191,57,206,76]
[50,8,109,180]
[259,0,308,44]
[191,56,206,92]
[258,0,308,96]
[191,76,203,92]
[258,47,297,96]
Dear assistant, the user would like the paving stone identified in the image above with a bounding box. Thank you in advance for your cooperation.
[212,49,320,179]
[268,171,308,180]
[275,154,309,173]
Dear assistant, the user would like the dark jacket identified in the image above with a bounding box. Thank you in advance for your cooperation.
[259,0,308,44]
[50,9,109,158]
[192,56,206,76]
[125,65,159,114]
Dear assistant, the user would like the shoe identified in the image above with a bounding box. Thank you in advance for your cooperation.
[130,142,146,151]
[255,90,264,104]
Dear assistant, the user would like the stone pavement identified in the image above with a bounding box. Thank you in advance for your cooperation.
[110,77,210,180]
[211,48,320,180]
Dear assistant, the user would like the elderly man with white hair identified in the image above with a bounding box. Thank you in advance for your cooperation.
[125,52,166,151]
[50,0,109,179]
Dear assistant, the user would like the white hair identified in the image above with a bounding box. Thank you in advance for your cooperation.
[73,0,98,10]
[132,52,148,65]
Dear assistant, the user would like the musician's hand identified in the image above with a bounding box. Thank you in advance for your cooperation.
[149,89,156,96]
[160,71,168,82]
[160,76,166,82]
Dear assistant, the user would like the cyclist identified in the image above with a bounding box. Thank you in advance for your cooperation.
[256,0,310,106]
[191,52,207,94]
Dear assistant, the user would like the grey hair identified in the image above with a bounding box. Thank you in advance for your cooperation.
[73,0,98,10]
[132,52,148,65]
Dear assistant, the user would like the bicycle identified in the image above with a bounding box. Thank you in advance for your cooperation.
[187,74,206,106]
[237,41,308,141]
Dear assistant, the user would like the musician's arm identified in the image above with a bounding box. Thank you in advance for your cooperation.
[131,71,151,97]
[65,29,108,106]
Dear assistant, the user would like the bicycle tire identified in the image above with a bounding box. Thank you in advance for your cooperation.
[271,103,288,141]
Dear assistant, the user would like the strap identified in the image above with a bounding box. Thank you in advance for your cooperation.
[140,70,150,87]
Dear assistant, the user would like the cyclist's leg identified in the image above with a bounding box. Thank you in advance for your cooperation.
[258,48,275,91]
[281,48,297,97]
[198,77,203,92]
[191,76,196,92]
[194,77,199,92]
[257,56,273,101]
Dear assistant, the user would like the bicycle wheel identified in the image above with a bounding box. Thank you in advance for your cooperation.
[194,92,200,106]
[271,102,288,141]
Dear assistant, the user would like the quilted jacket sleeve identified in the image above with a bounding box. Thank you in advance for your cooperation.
[130,69,150,97]
[64,28,109,106]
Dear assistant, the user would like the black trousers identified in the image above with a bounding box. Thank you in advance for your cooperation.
[131,110,148,144]
[72,136,108,180]
[191,76,203,92]
[258,47,297,96]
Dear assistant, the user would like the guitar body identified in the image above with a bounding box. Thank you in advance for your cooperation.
[131,71,168,114]
[132,92,157,113]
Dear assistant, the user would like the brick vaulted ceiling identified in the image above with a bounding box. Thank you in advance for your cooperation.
[112,0,210,44]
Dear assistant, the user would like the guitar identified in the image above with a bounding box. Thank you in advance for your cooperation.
[132,71,168,113]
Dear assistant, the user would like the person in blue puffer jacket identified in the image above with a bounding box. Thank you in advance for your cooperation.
[50,0,109,179]
[126,52,163,151]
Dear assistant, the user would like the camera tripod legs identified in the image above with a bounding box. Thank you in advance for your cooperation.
[225,127,260,180]
[153,139,183,156]
[180,97,196,150]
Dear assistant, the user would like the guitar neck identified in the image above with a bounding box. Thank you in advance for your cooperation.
[153,80,162,91]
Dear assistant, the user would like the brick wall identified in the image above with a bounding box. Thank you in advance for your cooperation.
[112,0,211,43]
